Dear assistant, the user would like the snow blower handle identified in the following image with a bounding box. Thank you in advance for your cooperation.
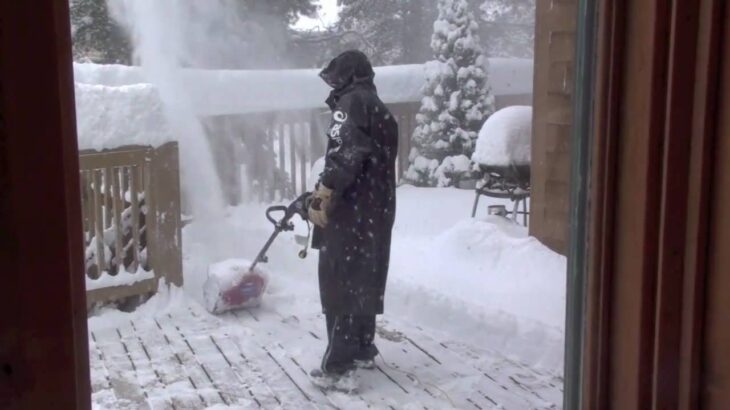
[288,191,313,222]
[249,192,313,272]
[265,205,292,229]
[264,191,312,228]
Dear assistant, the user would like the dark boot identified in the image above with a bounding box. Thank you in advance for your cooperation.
[353,315,378,368]
[320,315,359,375]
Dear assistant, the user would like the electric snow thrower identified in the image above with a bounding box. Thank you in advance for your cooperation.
[204,192,312,314]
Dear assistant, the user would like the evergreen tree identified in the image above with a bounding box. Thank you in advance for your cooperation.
[70,0,132,64]
[405,0,494,186]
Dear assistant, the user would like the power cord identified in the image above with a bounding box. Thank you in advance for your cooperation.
[298,220,312,259]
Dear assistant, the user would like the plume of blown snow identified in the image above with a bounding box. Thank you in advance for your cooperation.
[108,0,230,221]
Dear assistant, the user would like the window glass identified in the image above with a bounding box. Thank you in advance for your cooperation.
[73,1,581,407]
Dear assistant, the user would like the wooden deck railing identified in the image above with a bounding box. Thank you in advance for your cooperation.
[75,94,527,303]
[79,142,183,305]
[204,97,529,204]
[204,102,420,204]
[204,108,327,203]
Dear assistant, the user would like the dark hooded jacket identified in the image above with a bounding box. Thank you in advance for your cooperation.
[312,50,399,315]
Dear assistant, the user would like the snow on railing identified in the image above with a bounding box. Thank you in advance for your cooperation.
[73,59,533,116]
[80,142,183,305]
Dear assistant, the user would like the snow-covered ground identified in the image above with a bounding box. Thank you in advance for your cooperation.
[88,186,566,409]
[188,186,564,369]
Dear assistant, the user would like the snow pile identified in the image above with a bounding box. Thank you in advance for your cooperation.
[388,186,563,329]
[387,187,564,370]
[74,83,174,151]
[472,105,532,167]
[392,213,564,329]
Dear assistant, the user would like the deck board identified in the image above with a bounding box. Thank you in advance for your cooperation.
[130,319,206,409]
[89,303,563,409]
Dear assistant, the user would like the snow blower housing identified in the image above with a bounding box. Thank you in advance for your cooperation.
[204,192,312,314]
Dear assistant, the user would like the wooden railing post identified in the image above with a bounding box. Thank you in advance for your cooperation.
[149,142,183,287]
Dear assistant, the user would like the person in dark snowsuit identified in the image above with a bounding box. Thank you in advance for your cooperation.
[308,50,399,376]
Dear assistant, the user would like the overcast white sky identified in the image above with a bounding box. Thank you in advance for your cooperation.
[293,0,340,31]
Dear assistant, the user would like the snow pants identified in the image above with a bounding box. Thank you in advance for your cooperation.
[321,314,378,374]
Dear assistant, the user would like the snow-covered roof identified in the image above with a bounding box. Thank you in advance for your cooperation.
[73,58,533,116]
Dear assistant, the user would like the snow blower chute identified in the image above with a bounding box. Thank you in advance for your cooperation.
[204,192,312,314]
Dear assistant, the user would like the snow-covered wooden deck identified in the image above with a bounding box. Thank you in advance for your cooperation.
[89,303,562,409]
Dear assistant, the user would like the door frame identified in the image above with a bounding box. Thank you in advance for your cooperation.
[0,1,90,408]
[3,0,728,408]
[575,0,727,408]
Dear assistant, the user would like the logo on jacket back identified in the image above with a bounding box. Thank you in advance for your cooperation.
[328,110,348,152]
[333,111,348,123]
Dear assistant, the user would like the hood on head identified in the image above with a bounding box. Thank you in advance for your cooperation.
[319,50,375,91]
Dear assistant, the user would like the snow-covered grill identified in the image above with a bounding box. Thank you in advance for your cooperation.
[471,106,533,226]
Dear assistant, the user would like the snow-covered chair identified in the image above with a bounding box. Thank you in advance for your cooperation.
[470,106,532,225]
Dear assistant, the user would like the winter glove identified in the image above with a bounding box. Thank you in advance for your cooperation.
[308,184,333,228]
